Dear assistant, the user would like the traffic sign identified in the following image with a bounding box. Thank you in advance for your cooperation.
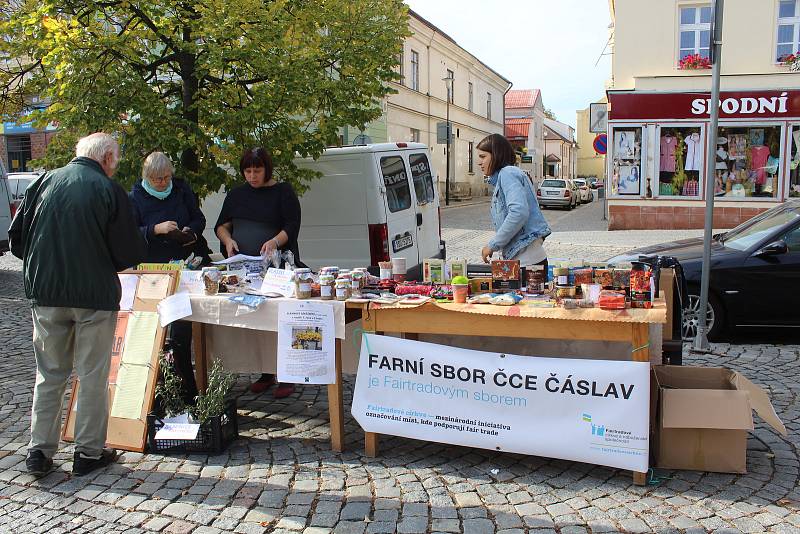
[593,134,607,155]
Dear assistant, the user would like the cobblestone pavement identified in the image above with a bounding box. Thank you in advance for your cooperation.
[1,254,800,533]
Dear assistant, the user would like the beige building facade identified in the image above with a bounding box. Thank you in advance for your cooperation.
[576,100,607,179]
[607,0,800,229]
[344,10,511,200]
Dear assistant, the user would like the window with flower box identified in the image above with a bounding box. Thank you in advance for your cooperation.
[777,0,800,62]
[678,4,711,65]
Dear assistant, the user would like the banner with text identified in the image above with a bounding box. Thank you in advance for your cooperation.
[351,335,649,472]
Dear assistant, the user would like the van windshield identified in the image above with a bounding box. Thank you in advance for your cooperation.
[380,156,412,212]
[409,153,435,205]
[541,179,566,188]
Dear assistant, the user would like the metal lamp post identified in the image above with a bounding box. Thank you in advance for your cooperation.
[443,73,454,206]
[693,0,724,352]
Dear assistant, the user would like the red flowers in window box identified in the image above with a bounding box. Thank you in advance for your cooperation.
[678,54,711,70]
[779,53,800,71]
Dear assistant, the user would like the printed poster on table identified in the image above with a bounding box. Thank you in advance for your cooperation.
[351,335,650,472]
[276,301,335,384]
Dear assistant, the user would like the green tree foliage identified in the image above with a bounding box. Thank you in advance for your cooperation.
[0,0,409,195]
[544,108,557,120]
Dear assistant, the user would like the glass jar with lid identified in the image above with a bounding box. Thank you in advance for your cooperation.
[335,279,350,301]
[294,268,313,299]
[319,274,335,301]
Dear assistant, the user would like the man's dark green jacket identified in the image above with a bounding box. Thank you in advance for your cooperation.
[9,157,147,310]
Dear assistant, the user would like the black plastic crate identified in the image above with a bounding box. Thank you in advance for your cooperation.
[147,399,238,454]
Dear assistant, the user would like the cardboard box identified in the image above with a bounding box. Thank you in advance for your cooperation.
[652,366,786,474]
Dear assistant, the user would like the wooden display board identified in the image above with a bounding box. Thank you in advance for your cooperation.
[62,270,178,452]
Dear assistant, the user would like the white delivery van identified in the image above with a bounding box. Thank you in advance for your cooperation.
[0,160,12,256]
[294,142,445,277]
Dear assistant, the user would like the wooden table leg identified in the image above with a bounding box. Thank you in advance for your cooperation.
[632,322,650,486]
[192,322,208,393]
[365,432,379,457]
[328,338,345,452]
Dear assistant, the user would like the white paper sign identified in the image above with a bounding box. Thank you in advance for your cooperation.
[351,335,650,472]
[157,292,193,327]
[118,274,138,311]
[212,253,263,265]
[261,268,296,298]
[177,270,204,294]
[154,423,200,441]
[277,301,335,384]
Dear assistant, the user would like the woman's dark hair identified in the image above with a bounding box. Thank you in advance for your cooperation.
[476,133,517,175]
[239,147,274,179]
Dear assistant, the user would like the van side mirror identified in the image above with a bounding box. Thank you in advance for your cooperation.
[754,240,788,257]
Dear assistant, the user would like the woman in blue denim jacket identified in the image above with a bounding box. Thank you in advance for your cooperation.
[477,134,552,270]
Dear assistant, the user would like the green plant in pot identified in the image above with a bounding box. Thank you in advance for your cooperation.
[157,353,234,424]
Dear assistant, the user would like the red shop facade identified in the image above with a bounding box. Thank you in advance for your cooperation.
[606,89,800,230]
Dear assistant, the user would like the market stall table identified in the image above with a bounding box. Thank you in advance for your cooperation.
[185,295,351,452]
[348,298,667,485]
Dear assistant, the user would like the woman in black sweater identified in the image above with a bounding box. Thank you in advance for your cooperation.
[215,147,302,398]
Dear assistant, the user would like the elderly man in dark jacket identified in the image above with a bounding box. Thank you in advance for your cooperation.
[9,132,146,477]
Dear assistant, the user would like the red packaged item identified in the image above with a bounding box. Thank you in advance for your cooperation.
[598,290,626,310]
[394,283,434,296]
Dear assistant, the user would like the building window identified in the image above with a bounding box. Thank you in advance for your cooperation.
[410,128,420,143]
[468,82,473,112]
[678,4,711,61]
[487,92,492,120]
[6,135,32,172]
[777,1,800,61]
[411,50,419,91]
[397,48,404,85]
[446,69,454,103]
[468,141,474,173]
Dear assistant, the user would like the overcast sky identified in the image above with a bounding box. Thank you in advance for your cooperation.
[403,0,612,128]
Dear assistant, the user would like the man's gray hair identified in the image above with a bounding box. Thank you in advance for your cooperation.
[142,151,174,181]
[75,133,119,164]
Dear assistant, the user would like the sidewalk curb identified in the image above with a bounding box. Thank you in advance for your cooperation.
[440,197,491,210]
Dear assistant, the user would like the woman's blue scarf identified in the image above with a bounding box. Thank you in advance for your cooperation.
[142,178,173,200]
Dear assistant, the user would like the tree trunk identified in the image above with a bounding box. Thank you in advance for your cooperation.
[179,25,199,173]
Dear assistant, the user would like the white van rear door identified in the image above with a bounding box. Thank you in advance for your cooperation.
[377,153,419,270]
[407,151,441,260]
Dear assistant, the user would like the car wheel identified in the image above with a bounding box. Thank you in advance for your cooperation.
[683,290,725,341]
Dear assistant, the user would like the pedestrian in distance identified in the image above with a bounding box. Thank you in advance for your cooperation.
[476,133,552,272]
[215,146,303,398]
[9,132,147,477]
[129,151,210,405]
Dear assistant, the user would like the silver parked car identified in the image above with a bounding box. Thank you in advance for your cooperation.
[573,178,593,203]
[536,178,577,209]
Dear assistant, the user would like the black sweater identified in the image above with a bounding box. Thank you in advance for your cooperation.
[214,181,302,262]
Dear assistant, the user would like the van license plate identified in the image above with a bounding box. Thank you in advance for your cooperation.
[392,235,413,252]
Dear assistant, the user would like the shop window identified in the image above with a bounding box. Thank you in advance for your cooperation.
[777,0,800,61]
[468,141,474,173]
[6,135,32,172]
[410,128,420,143]
[380,156,412,212]
[611,128,642,196]
[788,125,800,198]
[468,82,474,112]
[657,126,703,197]
[716,125,782,199]
[678,4,711,61]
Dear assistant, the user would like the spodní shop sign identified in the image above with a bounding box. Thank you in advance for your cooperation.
[351,335,650,472]
[608,90,800,121]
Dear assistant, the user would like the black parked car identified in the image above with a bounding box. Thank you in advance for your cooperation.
[607,199,800,340]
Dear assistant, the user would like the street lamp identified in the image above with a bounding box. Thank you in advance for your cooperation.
[443,72,454,206]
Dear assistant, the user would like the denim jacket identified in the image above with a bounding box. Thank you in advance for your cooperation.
[488,165,551,260]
